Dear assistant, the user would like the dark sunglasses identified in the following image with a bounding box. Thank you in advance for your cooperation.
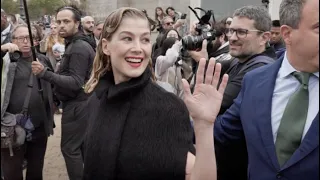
[165,22,174,26]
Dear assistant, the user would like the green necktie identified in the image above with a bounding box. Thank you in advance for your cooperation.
[275,72,311,167]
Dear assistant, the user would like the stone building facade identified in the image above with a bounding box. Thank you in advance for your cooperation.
[85,0,192,23]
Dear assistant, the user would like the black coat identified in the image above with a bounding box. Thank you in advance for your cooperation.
[40,32,95,102]
[83,68,195,180]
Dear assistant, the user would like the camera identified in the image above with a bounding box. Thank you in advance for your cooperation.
[182,27,216,50]
[181,7,216,51]
[9,51,22,62]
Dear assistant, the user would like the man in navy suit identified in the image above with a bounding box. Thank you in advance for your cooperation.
[214,0,319,179]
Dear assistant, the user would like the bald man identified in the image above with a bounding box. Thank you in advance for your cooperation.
[81,16,96,50]
[81,16,95,35]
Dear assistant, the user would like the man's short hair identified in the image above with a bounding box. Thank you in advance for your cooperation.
[56,5,82,22]
[279,0,307,29]
[233,5,272,32]
[11,24,35,39]
[81,16,94,23]
[272,20,281,27]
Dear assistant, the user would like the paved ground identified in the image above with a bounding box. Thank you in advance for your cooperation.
[43,114,68,180]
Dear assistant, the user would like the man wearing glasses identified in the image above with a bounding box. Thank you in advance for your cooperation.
[190,5,276,180]
[214,0,319,179]
[1,24,55,180]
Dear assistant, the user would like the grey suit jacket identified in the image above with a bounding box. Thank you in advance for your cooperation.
[1,24,13,45]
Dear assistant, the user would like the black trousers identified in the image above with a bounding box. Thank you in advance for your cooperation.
[61,100,87,180]
[1,126,48,180]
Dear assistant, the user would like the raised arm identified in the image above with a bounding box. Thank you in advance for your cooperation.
[183,58,229,180]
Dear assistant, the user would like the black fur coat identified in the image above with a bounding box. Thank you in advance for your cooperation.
[83,68,195,180]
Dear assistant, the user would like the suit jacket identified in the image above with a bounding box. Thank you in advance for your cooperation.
[1,24,14,45]
[215,56,319,180]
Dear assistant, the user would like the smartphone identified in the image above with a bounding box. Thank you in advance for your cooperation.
[180,13,187,19]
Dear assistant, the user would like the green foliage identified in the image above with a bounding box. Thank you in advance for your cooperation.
[1,0,88,20]
[26,0,66,19]
[1,0,20,15]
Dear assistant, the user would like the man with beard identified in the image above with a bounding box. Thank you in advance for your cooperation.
[93,21,103,45]
[1,9,14,45]
[31,5,96,180]
[214,0,319,179]
[190,22,233,75]
[208,22,232,62]
[270,20,286,57]
[81,16,96,49]
[189,6,277,180]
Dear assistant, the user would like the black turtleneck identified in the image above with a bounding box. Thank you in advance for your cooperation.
[83,68,195,180]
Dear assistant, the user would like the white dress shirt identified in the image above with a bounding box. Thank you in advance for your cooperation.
[271,52,319,143]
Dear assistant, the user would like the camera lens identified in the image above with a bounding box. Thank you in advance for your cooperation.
[12,51,21,59]
[9,51,22,62]
[182,35,204,51]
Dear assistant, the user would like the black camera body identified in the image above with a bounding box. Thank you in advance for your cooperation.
[9,51,22,62]
[182,25,216,50]
[181,7,216,51]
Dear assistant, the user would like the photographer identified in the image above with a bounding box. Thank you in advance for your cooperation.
[188,22,233,77]
[155,37,184,97]
[1,24,56,180]
[153,16,186,55]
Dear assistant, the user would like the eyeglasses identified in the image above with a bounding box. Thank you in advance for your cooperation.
[226,28,264,39]
[13,36,31,42]
[165,22,174,26]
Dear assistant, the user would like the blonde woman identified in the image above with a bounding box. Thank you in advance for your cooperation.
[83,7,228,180]
[40,22,64,68]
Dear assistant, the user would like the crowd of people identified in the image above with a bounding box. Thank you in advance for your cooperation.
[1,0,319,179]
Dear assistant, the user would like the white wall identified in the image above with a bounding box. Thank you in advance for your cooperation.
[189,0,201,26]
[269,0,282,20]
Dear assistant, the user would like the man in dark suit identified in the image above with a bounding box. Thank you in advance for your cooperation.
[214,0,319,179]
[1,9,14,45]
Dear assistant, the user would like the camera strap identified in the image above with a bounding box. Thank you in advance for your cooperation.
[21,72,34,115]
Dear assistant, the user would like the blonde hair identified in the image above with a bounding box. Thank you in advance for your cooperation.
[47,23,64,53]
[84,7,155,93]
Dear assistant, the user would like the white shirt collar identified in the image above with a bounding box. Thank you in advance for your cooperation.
[279,51,319,79]
[1,24,11,36]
